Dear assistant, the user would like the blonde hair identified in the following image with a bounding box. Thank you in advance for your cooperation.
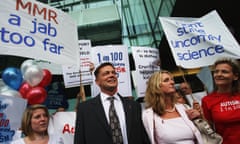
[144,70,176,116]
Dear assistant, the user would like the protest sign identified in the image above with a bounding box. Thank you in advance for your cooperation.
[0,95,27,144]
[62,40,92,88]
[0,0,79,66]
[160,10,240,68]
[91,45,132,97]
[48,112,75,144]
[44,81,68,109]
[131,46,160,98]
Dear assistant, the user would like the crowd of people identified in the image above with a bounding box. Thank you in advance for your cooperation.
[9,58,240,144]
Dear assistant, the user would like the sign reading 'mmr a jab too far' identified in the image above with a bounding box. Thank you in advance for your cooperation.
[160,10,240,69]
[0,0,79,66]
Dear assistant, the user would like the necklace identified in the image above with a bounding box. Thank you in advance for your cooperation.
[165,106,176,113]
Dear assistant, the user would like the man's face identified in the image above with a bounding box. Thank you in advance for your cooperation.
[95,65,118,93]
[180,83,192,95]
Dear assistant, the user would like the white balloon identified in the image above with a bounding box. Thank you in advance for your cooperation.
[21,59,37,74]
[23,65,43,87]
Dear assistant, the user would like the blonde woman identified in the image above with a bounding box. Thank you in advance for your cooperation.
[142,70,203,144]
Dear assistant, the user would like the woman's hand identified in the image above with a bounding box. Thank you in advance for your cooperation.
[186,109,201,120]
[193,101,201,112]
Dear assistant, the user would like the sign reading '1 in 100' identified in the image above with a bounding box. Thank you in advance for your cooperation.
[97,52,123,63]
[91,45,131,97]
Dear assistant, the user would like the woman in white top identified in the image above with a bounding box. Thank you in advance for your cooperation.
[11,104,64,144]
[142,70,203,144]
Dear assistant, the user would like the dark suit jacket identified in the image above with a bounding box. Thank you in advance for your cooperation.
[74,94,150,144]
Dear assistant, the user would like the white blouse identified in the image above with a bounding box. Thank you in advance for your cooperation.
[142,104,203,144]
[154,117,195,144]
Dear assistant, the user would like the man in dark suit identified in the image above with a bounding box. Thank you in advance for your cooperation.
[74,62,150,144]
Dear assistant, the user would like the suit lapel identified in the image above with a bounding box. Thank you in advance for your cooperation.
[120,96,133,138]
[91,95,112,136]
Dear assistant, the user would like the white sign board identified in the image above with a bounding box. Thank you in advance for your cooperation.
[62,40,93,88]
[91,45,132,97]
[131,46,160,98]
[0,95,27,144]
[160,10,240,68]
[48,112,76,144]
[0,0,79,66]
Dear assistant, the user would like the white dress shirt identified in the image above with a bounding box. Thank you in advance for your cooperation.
[100,92,128,144]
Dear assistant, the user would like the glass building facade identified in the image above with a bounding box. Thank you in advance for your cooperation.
[39,0,176,49]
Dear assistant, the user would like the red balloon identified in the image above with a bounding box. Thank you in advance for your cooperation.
[19,82,32,98]
[25,87,47,105]
[38,69,52,87]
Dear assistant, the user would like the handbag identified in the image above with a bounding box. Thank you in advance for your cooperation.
[192,118,223,144]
